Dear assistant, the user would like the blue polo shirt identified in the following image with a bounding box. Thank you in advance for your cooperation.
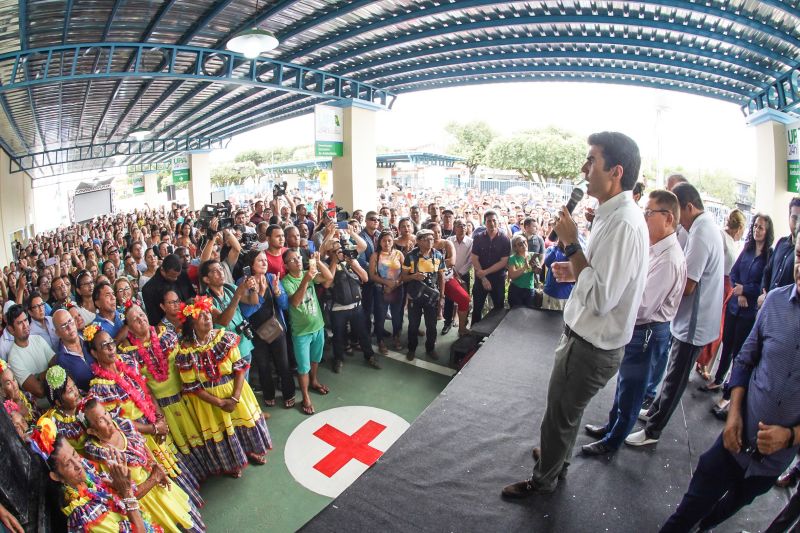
[55,340,96,392]
[93,311,124,339]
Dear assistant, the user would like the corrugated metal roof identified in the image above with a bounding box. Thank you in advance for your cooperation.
[0,0,798,178]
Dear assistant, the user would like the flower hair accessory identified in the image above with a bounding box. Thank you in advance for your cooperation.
[46,366,68,391]
[3,399,19,414]
[180,295,214,322]
[30,416,58,462]
[0,359,6,372]
[83,323,101,343]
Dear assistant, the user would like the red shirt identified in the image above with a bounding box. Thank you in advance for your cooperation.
[266,248,287,278]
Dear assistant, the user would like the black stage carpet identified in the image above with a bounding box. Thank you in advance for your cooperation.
[302,308,790,532]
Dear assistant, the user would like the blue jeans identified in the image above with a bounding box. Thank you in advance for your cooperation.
[644,324,673,401]
[601,321,671,449]
[374,286,404,342]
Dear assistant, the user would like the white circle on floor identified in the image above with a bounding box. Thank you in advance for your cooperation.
[284,405,410,498]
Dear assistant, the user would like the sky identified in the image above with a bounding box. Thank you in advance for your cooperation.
[213,81,756,181]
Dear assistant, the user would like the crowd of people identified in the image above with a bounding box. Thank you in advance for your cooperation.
[0,130,798,531]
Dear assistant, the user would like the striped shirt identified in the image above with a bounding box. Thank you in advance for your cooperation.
[729,284,800,477]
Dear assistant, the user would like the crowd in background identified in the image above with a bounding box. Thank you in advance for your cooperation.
[0,166,798,532]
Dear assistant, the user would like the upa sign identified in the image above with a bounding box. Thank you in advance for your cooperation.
[131,173,145,195]
[789,122,800,194]
[314,104,343,157]
[172,154,190,184]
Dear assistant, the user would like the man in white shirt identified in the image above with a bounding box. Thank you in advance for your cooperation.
[666,173,689,248]
[628,183,724,446]
[582,190,687,455]
[444,219,473,335]
[502,131,649,498]
[5,304,55,399]
[26,292,60,351]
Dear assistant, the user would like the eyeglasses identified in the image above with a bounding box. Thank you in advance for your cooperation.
[286,257,302,264]
[164,299,181,306]
[100,340,116,350]
[367,217,379,222]
[57,318,75,330]
[107,248,119,254]
[644,209,671,218]
[116,286,132,293]
[29,302,46,310]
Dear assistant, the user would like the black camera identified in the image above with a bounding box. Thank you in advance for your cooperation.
[273,181,287,197]
[240,232,258,251]
[339,239,359,259]
[195,201,234,232]
[235,319,255,341]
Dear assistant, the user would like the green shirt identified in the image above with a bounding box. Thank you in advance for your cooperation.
[509,253,536,290]
[281,272,325,337]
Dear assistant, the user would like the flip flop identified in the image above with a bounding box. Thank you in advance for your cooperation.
[264,399,276,407]
[284,397,296,409]
[311,383,329,395]
[302,402,315,415]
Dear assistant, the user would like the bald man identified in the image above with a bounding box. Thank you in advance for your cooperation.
[52,309,95,391]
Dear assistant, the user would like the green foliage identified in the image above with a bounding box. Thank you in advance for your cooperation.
[210,161,259,188]
[664,166,738,207]
[445,121,496,176]
[234,146,309,166]
[485,126,585,184]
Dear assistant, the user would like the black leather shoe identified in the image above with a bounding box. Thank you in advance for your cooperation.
[332,360,343,374]
[531,447,568,480]
[367,356,381,370]
[441,322,452,335]
[711,404,728,421]
[777,470,799,489]
[581,440,614,456]
[501,479,553,499]
[584,424,608,439]
[406,349,416,361]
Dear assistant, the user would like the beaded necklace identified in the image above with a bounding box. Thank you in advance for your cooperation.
[127,327,169,383]
[91,361,157,423]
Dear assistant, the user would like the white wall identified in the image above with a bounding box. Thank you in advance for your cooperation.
[0,149,35,266]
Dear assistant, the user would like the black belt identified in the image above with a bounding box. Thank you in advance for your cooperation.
[633,321,668,331]
[563,324,594,348]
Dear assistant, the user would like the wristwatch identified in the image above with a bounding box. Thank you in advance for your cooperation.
[563,242,581,258]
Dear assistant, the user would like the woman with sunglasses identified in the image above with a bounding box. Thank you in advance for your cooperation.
[86,326,202,506]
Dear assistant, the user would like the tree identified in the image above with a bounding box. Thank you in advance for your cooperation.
[485,126,585,184]
[445,121,495,177]
[664,166,738,207]
[210,161,258,188]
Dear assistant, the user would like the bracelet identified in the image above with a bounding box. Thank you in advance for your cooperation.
[122,497,139,512]
[230,396,240,403]
[787,426,796,449]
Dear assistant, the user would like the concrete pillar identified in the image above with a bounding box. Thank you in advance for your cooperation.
[0,149,35,266]
[143,171,159,209]
[748,109,796,238]
[331,101,379,214]
[188,151,212,210]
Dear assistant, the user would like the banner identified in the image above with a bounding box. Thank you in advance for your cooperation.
[172,154,190,184]
[788,122,800,193]
[315,105,343,157]
[131,173,145,195]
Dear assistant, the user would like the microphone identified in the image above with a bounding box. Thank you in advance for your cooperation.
[549,188,584,241]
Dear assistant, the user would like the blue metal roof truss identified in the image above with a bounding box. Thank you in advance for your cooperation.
[0,0,797,178]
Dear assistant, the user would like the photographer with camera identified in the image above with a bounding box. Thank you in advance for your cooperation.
[326,237,380,373]
[237,250,294,410]
[200,259,257,377]
[401,229,445,361]
[198,218,242,286]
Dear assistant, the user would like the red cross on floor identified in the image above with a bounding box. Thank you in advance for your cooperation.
[313,420,387,478]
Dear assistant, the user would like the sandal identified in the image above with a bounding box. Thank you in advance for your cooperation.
[302,402,315,415]
[311,383,329,395]
[694,364,711,382]
[264,399,276,407]
[284,397,296,409]
[247,453,267,465]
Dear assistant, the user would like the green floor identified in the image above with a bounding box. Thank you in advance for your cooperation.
[199,341,453,532]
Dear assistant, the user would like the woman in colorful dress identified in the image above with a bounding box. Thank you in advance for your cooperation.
[82,399,204,533]
[43,365,87,454]
[85,325,202,507]
[0,359,40,424]
[118,302,211,482]
[30,416,159,533]
[175,296,272,477]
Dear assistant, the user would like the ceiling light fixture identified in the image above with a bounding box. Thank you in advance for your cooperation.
[226,1,279,59]
[129,128,151,141]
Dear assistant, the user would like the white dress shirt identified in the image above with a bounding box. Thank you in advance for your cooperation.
[448,235,474,276]
[563,190,649,350]
[636,232,687,325]
[671,212,724,346]
[30,315,60,351]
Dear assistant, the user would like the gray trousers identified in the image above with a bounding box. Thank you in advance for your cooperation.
[532,333,623,489]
